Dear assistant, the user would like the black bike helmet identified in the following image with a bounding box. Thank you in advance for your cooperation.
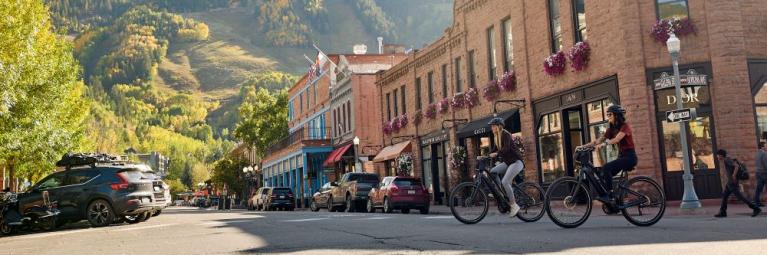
[487,117,504,126]
[606,104,626,115]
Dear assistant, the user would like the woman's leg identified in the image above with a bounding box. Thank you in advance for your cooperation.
[502,160,524,204]
[490,162,509,195]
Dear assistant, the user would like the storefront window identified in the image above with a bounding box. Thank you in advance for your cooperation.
[656,0,689,20]
[690,117,714,170]
[539,112,564,182]
[422,146,433,193]
[586,99,618,166]
[754,82,767,142]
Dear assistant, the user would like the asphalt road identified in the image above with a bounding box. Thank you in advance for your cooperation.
[1,206,766,255]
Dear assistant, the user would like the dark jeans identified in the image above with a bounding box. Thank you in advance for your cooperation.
[720,184,758,214]
[601,150,637,192]
[754,173,767,205]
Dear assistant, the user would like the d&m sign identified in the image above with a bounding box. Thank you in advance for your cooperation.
[653,69,710,113]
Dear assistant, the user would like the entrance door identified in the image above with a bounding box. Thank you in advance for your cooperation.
[659,114,721,200]
[562,108,586,176]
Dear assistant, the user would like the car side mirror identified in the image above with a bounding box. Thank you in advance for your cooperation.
[330,182,338,187]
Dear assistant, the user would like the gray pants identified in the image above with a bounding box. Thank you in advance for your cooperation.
[490,160,524,205]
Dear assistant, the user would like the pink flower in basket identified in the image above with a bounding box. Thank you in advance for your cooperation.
[498,71,516,92]
[383,121,392,134]
[568,41,591,72]
[437,98,450,114]
[651,18,696,44]
[424,104,437,119]
[465,87,479,108]
[543,51,566,76]
[482,82,500,102]
[389,119,399,133]
[397,114,409,129]
[451,93,466,109]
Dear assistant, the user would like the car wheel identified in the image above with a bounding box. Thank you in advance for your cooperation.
[0,218,16,235]
[310,200,320,212]
[87,199,115,228]
[383,197,393,213]
[366,199,376,213]
[327,197,336,212]
[153,210,162,217]
[401,208,410,214]
[345,196,355,213]
[141,211,152,222]
[420,207,430,215]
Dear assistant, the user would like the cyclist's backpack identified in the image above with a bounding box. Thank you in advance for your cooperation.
[734,159,750,180]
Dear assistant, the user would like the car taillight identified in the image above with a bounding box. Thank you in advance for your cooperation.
[390,184,399,195]
[111,173,130,191]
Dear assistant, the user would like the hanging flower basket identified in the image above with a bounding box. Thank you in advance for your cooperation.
[543,51,566,76]
[568,41,591,72]
[389,119,399,133]
[437,98,450,114]
[482,81,500,102]
[396,153,413,176]
[412,111,423,126]
[449,146,466,170]
[424,104,437,119]
[465,87,479,108]
[396,114,408,129]
[382,121,392,135]
[651,18,696,44]
[498,71,516,92]
[451,93,466,109]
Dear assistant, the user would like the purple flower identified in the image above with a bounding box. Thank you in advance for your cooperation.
[498,72,516,92]
[651,18,696,44]
[438,98,450,114]
[397,114,409,129]
[482,82,500,101]
[543,51,566,76]
[424,104,437,119]
[465,87,479,108]
[568,41,591,72]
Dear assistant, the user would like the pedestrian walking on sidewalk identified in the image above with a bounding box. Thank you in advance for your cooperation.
[715,149,761,218]
[754,142,767,207]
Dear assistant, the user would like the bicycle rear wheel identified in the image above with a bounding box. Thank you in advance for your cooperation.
[545,177,592,228]
[515,182,545,222]
[619,176,666,227]
[449,182,489,224]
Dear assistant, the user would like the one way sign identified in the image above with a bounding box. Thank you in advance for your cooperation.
[666,108,696,122]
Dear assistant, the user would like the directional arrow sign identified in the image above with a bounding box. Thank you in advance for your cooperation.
[666,108,695,122]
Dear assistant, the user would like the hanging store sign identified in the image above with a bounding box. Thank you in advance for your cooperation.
[653,70,708,90]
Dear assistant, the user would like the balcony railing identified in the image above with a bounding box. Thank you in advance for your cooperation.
[265,127,332,155]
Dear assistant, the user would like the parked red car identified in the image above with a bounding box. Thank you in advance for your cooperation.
[366,176,429,214]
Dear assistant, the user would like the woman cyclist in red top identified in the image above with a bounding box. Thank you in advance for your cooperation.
[581,105,637,201]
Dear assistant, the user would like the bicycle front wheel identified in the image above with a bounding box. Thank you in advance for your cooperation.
[449,182,489,224]
[545,177,592,228]
[619,176,666,227]
[515,182,545,222]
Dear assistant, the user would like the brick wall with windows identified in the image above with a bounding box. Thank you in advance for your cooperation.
[376,0,767,199]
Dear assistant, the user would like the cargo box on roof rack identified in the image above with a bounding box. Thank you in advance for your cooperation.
[55,152,130,169]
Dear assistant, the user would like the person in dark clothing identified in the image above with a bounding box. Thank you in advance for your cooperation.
[715,149,761,218]
[580,105,637,202]
[488,117,524,217]
[754,142,767,207]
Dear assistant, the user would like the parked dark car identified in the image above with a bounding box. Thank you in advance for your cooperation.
[14,165,161,228]
[264,188,294,211]
[328,173,380,212]
[137,166,169,216]
[367,176,430,214]
[310,182,333,212]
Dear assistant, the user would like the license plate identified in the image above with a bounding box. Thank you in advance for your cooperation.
[279,196,285,199]
[407,190,415,195]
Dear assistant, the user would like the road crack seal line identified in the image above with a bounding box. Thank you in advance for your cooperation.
[317,227,425,252]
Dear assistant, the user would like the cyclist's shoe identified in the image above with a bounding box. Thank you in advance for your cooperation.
[508,203,520,218]
[714,212,727,218]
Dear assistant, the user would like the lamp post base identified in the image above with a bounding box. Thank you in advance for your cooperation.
[678,202,706,215]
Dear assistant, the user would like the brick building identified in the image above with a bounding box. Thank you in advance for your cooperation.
[375,0,767,204]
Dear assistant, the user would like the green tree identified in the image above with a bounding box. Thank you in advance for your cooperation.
[234,87,288,160]
[0,0,89,186]
[211,153,249,199]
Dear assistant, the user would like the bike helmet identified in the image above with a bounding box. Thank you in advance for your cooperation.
[606,104,626,115]
[487,117,504,126]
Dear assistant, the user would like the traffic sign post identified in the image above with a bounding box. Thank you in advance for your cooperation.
[665,108,696,123]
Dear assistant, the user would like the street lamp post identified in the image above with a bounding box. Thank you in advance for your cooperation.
[667,33,702,210]
[353,136,361,173]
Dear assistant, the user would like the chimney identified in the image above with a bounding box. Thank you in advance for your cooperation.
[377,37,384,54]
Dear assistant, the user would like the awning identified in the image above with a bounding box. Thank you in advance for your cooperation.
[373,141,411,163]
[456,110,520,139]
[322,144,353,167]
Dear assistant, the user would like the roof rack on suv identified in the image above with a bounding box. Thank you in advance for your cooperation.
[56,153,131,169]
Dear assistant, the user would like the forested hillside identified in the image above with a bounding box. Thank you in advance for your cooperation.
[40,0,453,191]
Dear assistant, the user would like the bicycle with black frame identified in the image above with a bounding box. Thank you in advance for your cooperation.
[544,144,666,228]
[449,155,545,224]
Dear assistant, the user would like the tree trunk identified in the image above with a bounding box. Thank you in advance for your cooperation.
[8,163,16,192]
